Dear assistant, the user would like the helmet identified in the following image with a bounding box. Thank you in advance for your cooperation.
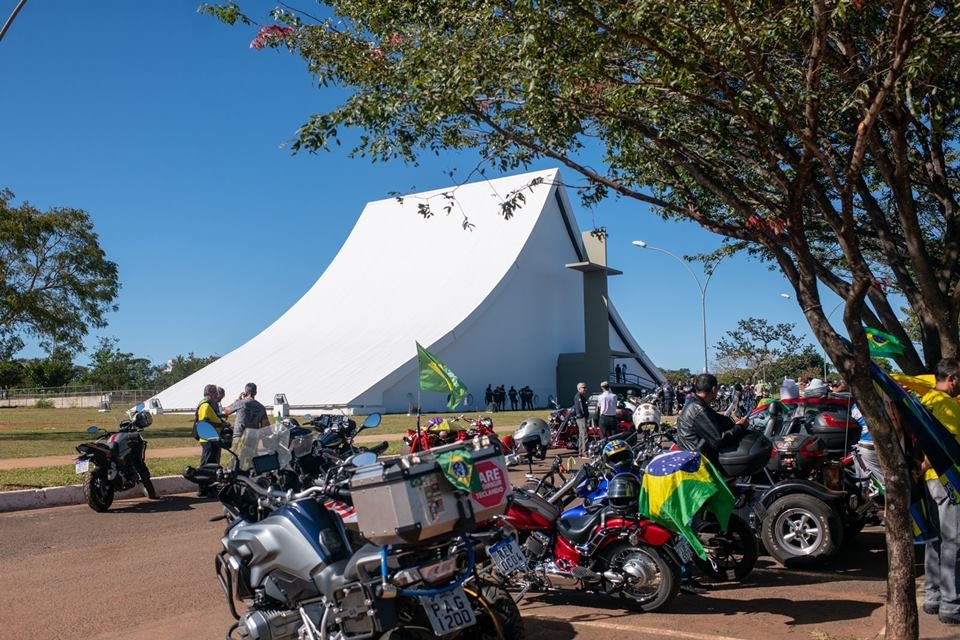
[133,410,152,429]
[602,439,633,474]
[516,417,549,441]
[633,403,661,430]
[607,473,641,511]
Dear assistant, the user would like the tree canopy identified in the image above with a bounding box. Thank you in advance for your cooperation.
[0,190,119,357]
[204,2,960,635]
[714,316,824,381]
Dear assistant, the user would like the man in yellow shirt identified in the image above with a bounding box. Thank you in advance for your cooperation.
[196,384,228,498]
[894,360,960,626]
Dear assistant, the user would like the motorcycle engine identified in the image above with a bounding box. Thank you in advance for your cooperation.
[523,531,551,561]
[237,607,306,640]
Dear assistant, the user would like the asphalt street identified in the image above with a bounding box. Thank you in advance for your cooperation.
[0,468,955,640]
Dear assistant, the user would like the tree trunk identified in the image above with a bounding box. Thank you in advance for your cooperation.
[848,375,919,640]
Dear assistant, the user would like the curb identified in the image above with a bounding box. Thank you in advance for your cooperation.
[0,475,195,513]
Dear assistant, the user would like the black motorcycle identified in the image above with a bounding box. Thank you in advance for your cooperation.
[74,409,157,512]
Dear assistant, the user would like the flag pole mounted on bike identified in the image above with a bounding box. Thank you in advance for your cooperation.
[415,341,470,441]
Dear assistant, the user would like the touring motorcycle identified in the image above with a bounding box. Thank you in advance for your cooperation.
[186,420,523,640]
[75,409,157,511]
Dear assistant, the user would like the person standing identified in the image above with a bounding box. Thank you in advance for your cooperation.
[195,384,228,498]
[573,382,590,457]
[225,382,271,439]
[894,360,960,626]
[484,385,494,411]
[597,381,619,439]
[614,364,622,384]
[663,382,675,416]
[508,386,518,411]
[495,385,506,411]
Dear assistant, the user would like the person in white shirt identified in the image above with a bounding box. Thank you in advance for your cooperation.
[597,381,619,439]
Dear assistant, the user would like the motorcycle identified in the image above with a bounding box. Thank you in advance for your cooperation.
[74,409,158,512]
[402,414,497,454]
[186,420,523,640]
[494,465,683,612]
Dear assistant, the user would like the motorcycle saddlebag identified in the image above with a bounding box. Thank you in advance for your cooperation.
[349,436,510,546]
[717,430,773,477]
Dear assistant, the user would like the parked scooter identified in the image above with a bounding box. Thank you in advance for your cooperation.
[186,420,523,640]
[74,409,157,512]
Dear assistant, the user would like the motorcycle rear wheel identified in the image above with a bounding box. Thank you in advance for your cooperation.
[693,513,758,582]
[601,542,679,612]
[83,467,114,512]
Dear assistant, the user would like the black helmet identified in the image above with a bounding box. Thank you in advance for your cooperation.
[133,410,152,429]
[607,473,640,512]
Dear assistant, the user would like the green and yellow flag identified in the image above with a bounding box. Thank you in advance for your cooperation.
[866,326,904,358]
[416,342,469,411]
[638,451,735,559]
[436,449,482,493]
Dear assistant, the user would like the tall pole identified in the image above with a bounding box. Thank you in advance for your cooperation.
[823,301,844,380]
[633,241,718,373]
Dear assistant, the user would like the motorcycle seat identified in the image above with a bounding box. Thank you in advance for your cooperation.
[556,507,602,544]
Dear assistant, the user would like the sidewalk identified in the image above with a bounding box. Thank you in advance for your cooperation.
[0,426,518,470]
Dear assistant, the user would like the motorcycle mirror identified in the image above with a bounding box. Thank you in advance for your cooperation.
[303,413,313,421]
[86,426,99,434]
[194,421,220,442]
[351,451,378,467]
[361,413,381,429]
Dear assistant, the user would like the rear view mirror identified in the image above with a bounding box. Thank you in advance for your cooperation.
[362,413,381,429]
[86,426,99,434]
[351,451,378,467]
[194,421,220,442]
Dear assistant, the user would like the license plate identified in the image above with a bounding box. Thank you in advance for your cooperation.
[487,538,527,576]
[420,586,476,635]
[675,537,694,564]
[75,459,90,474]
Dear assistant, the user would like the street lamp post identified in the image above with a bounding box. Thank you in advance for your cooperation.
[632,240,718,373]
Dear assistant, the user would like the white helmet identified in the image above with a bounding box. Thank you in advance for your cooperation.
[633,403,661,429]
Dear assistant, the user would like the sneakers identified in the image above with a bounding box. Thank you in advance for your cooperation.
[939,612,960,625]
[923,602,940,615]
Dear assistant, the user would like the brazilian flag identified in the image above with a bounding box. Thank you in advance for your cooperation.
[638,451,735,560]
[435,449,482,493]
[416,342,469,411]
[866,326,905,358]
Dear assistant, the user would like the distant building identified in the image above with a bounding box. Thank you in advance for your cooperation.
[153,169,663,413]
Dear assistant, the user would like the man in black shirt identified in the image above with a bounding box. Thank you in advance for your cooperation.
[676,373,748,470]
[573,382,589,457]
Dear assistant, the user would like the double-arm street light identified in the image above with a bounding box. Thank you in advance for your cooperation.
[632,240,719,374]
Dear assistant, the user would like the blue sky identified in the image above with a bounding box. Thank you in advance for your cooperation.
[0,1,834,371]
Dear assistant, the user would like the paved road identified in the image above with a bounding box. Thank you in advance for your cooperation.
[0,472,954,639]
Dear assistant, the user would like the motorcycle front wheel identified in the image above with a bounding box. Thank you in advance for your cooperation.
[384,584,523,640]
[83,466,114,512]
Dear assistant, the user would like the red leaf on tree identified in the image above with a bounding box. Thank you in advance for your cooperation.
[250,25,293,50]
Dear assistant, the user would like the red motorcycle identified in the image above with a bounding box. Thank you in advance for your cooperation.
[488,473,683,612]
[402,415,499,454]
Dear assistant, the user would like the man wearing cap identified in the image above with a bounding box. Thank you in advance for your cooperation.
[597,381,619,439]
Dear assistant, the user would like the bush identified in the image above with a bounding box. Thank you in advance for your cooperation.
[34,399,54,409]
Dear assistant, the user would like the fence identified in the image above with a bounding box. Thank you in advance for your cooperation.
[0,386,160,409]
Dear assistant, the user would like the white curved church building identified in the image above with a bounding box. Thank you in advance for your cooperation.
[154,169,663,413]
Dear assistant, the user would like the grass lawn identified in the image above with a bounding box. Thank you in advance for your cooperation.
[0,406,538,459]
[0,440,407,491]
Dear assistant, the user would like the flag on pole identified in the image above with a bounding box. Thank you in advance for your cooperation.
[416,342,469,411]
[865,327,905,358]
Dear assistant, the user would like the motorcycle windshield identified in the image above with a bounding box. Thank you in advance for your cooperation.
[234,424,294,473]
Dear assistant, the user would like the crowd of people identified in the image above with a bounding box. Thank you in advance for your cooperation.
[484,384,535,411]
